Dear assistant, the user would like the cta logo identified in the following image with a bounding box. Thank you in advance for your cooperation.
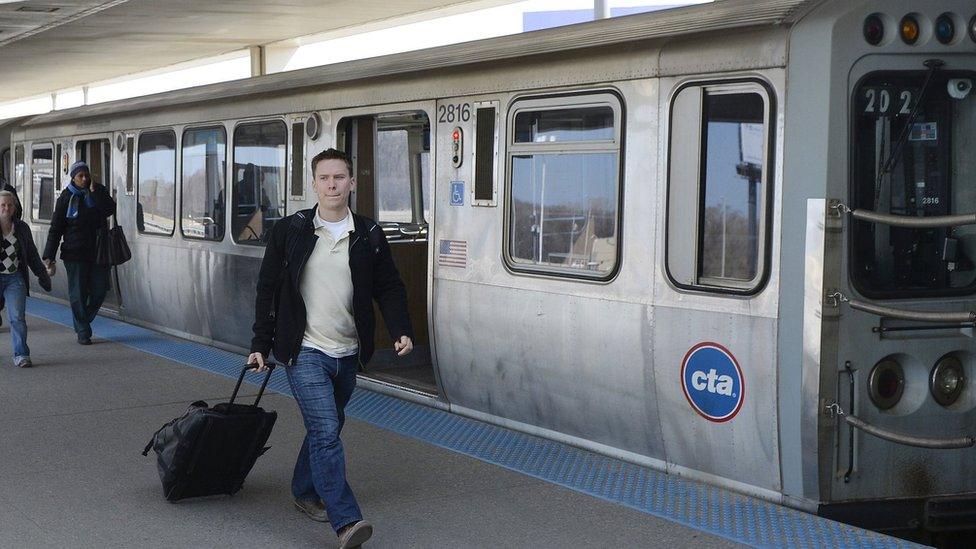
[680,342,744,422]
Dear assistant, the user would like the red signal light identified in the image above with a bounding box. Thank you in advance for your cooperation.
[863,14,884,45]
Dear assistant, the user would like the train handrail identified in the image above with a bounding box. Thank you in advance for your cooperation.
[827,292,976,323]
[832,204,976,229]
[826,404,975,449]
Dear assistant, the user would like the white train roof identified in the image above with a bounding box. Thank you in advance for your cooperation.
[22,0,817,126]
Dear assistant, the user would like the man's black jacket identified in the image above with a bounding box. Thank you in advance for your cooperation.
[42,184,116,262]
[250,207,413,366]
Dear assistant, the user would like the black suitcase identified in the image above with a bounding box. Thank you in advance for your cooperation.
[142,364,278,502]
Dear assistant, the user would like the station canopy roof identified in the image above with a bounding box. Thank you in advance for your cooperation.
[0,0,517,103]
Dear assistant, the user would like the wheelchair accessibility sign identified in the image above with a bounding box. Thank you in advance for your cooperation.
[451,181,464,206]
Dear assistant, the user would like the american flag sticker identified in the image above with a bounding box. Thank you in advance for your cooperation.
[438,239,467,268]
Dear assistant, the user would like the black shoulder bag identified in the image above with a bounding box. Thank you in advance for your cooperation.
[96,215,132,266]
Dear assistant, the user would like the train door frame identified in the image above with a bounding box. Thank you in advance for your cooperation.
[288,111,331,212]
[74,133,122,311]
[332,101,440,397]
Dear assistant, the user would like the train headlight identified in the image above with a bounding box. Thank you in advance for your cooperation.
[863,14,885,46]
[930,356,965,407]
[869,359,905,410]
[969,15,976,43]
[935,13,955,44]
[900,15,920,44]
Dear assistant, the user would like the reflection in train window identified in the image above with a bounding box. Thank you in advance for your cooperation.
[699,93,765,282]
[667,81,772,293]
[506,95,622,279]
[181,127,226,241]
[137,131,177,235]
[232,120,286,246]
[31,144,55,223]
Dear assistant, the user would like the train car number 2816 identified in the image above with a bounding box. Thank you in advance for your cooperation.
[438,103,471,123]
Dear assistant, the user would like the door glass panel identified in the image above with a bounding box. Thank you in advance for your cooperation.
[182,127,226,241]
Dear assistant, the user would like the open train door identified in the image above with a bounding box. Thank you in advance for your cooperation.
[335,103,439,395]
[75,136,121,311]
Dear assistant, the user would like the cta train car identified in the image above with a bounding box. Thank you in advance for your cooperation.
[4,0,976,540]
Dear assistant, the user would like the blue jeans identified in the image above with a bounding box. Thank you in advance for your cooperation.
[0,273,28,359]
[63,261,110,339]
[286,347,362,532]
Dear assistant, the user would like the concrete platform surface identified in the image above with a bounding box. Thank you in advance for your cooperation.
[0,307,746,548]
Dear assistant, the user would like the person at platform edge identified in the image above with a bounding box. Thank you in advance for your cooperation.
[42,160,116,345]
[0,190,52,367]
[248,147,413,549]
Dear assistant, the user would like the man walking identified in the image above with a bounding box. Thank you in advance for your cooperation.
[248,148,413,548]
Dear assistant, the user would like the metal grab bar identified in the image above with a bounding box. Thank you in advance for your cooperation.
[843,414,975,449]
[826,403,975,449]
[847,298,976,323]
[848,208,976,229]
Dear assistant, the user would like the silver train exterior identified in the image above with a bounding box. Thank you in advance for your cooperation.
[5,0,976,536]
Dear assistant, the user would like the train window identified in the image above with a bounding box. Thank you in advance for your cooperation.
[377,127,413,223]
[667,81,773,293]
[181,126,226,241]
[514,106,614,143]
[851,70,976,298]
[14,145,25,198]
[232,120,286,246]
[137,130,177,236]
[473,103,498,205]
[505,94,622,279]
[338,111,430,238]
[30,144,55,223]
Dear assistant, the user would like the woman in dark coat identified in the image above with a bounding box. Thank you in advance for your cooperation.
[0,190,51,367]
[42,161,116,345]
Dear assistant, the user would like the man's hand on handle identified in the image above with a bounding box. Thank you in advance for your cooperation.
[394,335,413,357]
[247,352,269,372]
[44,259,56,277]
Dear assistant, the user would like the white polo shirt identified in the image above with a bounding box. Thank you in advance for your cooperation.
[299,209,359,358]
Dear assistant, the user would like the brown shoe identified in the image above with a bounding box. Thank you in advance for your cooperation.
[293,498,329,523]
[337,520,372,548]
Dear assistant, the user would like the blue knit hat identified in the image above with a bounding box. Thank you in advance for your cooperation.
[69,160,89,179]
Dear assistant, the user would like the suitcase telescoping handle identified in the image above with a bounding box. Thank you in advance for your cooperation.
[230,363,276,406]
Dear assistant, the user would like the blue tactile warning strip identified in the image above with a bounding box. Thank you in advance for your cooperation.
[26,298,922,549]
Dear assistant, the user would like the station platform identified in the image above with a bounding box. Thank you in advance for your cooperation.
[0,298,922,548]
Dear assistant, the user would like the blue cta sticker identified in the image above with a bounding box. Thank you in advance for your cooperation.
[680,343,744,422]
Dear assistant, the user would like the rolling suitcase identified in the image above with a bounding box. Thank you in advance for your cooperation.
[142,364,278,502]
